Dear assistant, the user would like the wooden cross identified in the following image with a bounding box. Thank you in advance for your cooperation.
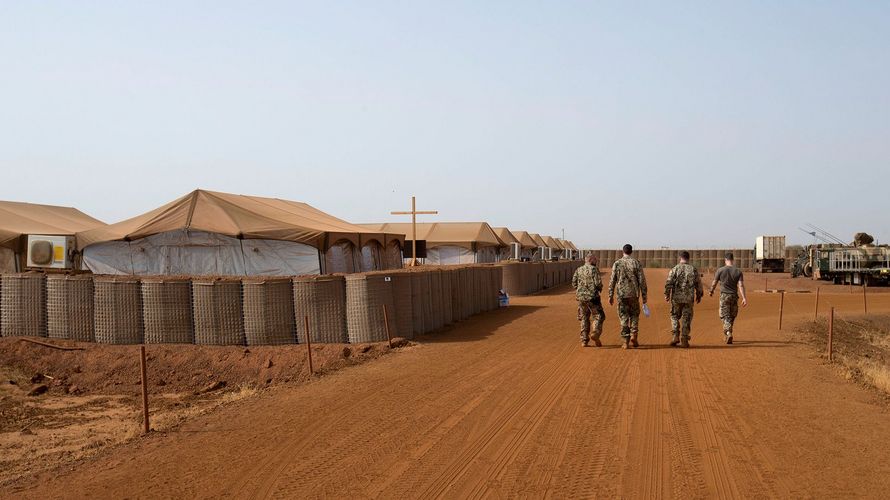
[391,196,438,266]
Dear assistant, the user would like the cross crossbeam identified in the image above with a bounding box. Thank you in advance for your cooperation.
[390,196,438,266]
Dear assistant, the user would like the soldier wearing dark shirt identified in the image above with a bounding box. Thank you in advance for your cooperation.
[708,252,748,344]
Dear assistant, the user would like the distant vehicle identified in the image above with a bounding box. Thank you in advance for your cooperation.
[754,236,786,273]
[793,241,890,286]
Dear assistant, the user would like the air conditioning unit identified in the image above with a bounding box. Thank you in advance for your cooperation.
[510,243,520,260]
[26,235,76,269]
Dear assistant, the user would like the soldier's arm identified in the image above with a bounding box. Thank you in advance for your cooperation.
[571,269,579,289]
[694,268,704,303]
[638,265,648,303]
[607,263,618,301]
[738,273,748,306]
[663,268,674,302]
[708,269,720,296]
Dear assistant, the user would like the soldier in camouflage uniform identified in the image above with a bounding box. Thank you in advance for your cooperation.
[608,244,648,349]
[572,254,606,347]
[664,251,703,348]
[708,252,748,344]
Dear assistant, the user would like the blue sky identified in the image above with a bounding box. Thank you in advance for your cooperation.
[1,1,888,248]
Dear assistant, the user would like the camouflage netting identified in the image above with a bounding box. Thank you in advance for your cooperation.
[854,232,875,247]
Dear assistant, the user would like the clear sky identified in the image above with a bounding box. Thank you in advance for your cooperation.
[1,1,888,249]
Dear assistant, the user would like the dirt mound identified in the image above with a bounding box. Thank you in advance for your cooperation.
[0,337,399,398]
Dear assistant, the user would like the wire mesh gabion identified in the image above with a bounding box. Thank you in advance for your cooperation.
[293,275,348,344]
[410,270,429,335]
[389,270,414,339]
[192,278,245,346]
[243,278,296,346]
[449,267,463,322]
[141,277,194,344]
[345,273,394,344]
[94,276,143,344]
[1,273,47,338]
[46,274,94,341]
[428,269,445,331]
[441,268,453,326]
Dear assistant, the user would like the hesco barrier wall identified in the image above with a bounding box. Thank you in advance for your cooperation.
[497,261,583,296]
[583,250,756,271]
[0,263,563,346]
[142,277,193,344]
[47,274,94,341]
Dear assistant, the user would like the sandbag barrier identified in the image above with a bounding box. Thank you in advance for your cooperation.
[0,266,508,345]
[497,260,583,296]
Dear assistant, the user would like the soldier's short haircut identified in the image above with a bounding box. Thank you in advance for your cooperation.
[725,252,734,261]
[585,254,597,264]
[623,244,633,255]
[680,251,690,260]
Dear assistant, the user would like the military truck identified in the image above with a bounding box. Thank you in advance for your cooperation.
[754,236,786,273]
[791,235,890,285]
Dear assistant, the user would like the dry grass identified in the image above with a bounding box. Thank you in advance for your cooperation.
[800,314,890,397]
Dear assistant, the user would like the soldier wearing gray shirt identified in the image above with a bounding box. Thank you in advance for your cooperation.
[708,252,748,344]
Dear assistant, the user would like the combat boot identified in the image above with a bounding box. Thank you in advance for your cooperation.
[725,335,733,345]
[669,334,679,346]
[630,334,639,348]
[593,338,602,347]
[582,341,589,347]
[680,337,689,348]
[621,339,630,349]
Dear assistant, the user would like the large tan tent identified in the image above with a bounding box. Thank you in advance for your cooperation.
[527,233,548,261]
[77,190,405,276]
[557,239,579,259]
[0,200,104,272]
[542,236,564,260]
[359,222,503,265]
[491,227,520,261]
[509,230,538,260]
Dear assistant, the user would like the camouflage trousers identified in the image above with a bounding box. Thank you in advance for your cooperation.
[670,301,694,340]
[578,300,606,343]
[719,293,739,335]
[617,297,641,340]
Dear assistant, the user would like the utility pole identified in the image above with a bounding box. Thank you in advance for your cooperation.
[391,196,438,266]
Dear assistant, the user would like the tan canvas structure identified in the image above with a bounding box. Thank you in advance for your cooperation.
[78,190,404,276]
[492,227,521,261]
[360,222,503,265]
[0,200,104,272]
[510,230,538,250]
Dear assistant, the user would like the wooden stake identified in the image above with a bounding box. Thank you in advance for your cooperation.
[863,282,868,315]
[814,286,820,322]
[139,345,150,434]
[382,304,393,349]
[828,307,834,362]
[778,291,785,330]
[764,277,768,293]
[304,316,314,376]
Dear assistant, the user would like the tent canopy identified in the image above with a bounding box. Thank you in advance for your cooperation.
[510,230,539,250]
[543,236,563,250]
[528,233,547,247]
[77,189,403,251]
[359,222,502,251]
[559,239,579,251]
[491,227,519,247]
[0,200,104,249]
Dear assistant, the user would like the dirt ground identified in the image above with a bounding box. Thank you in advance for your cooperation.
[0,338,401,485]
[4,269,890,498]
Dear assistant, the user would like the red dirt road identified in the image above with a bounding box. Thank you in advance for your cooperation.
[7,270,890,498]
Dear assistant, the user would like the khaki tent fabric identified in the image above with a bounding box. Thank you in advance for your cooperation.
[543,236,563,250]
[491,227,520,247]
[359,222,502,251]
[510,230,538,250]
[0,200,104,249]
[77,189,403,251]
[528,233,547,247]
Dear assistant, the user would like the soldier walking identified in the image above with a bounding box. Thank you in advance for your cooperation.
[572,254,606,347]
[608,244,648,349]
[664,251,703,348]
[708,252,748,344]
